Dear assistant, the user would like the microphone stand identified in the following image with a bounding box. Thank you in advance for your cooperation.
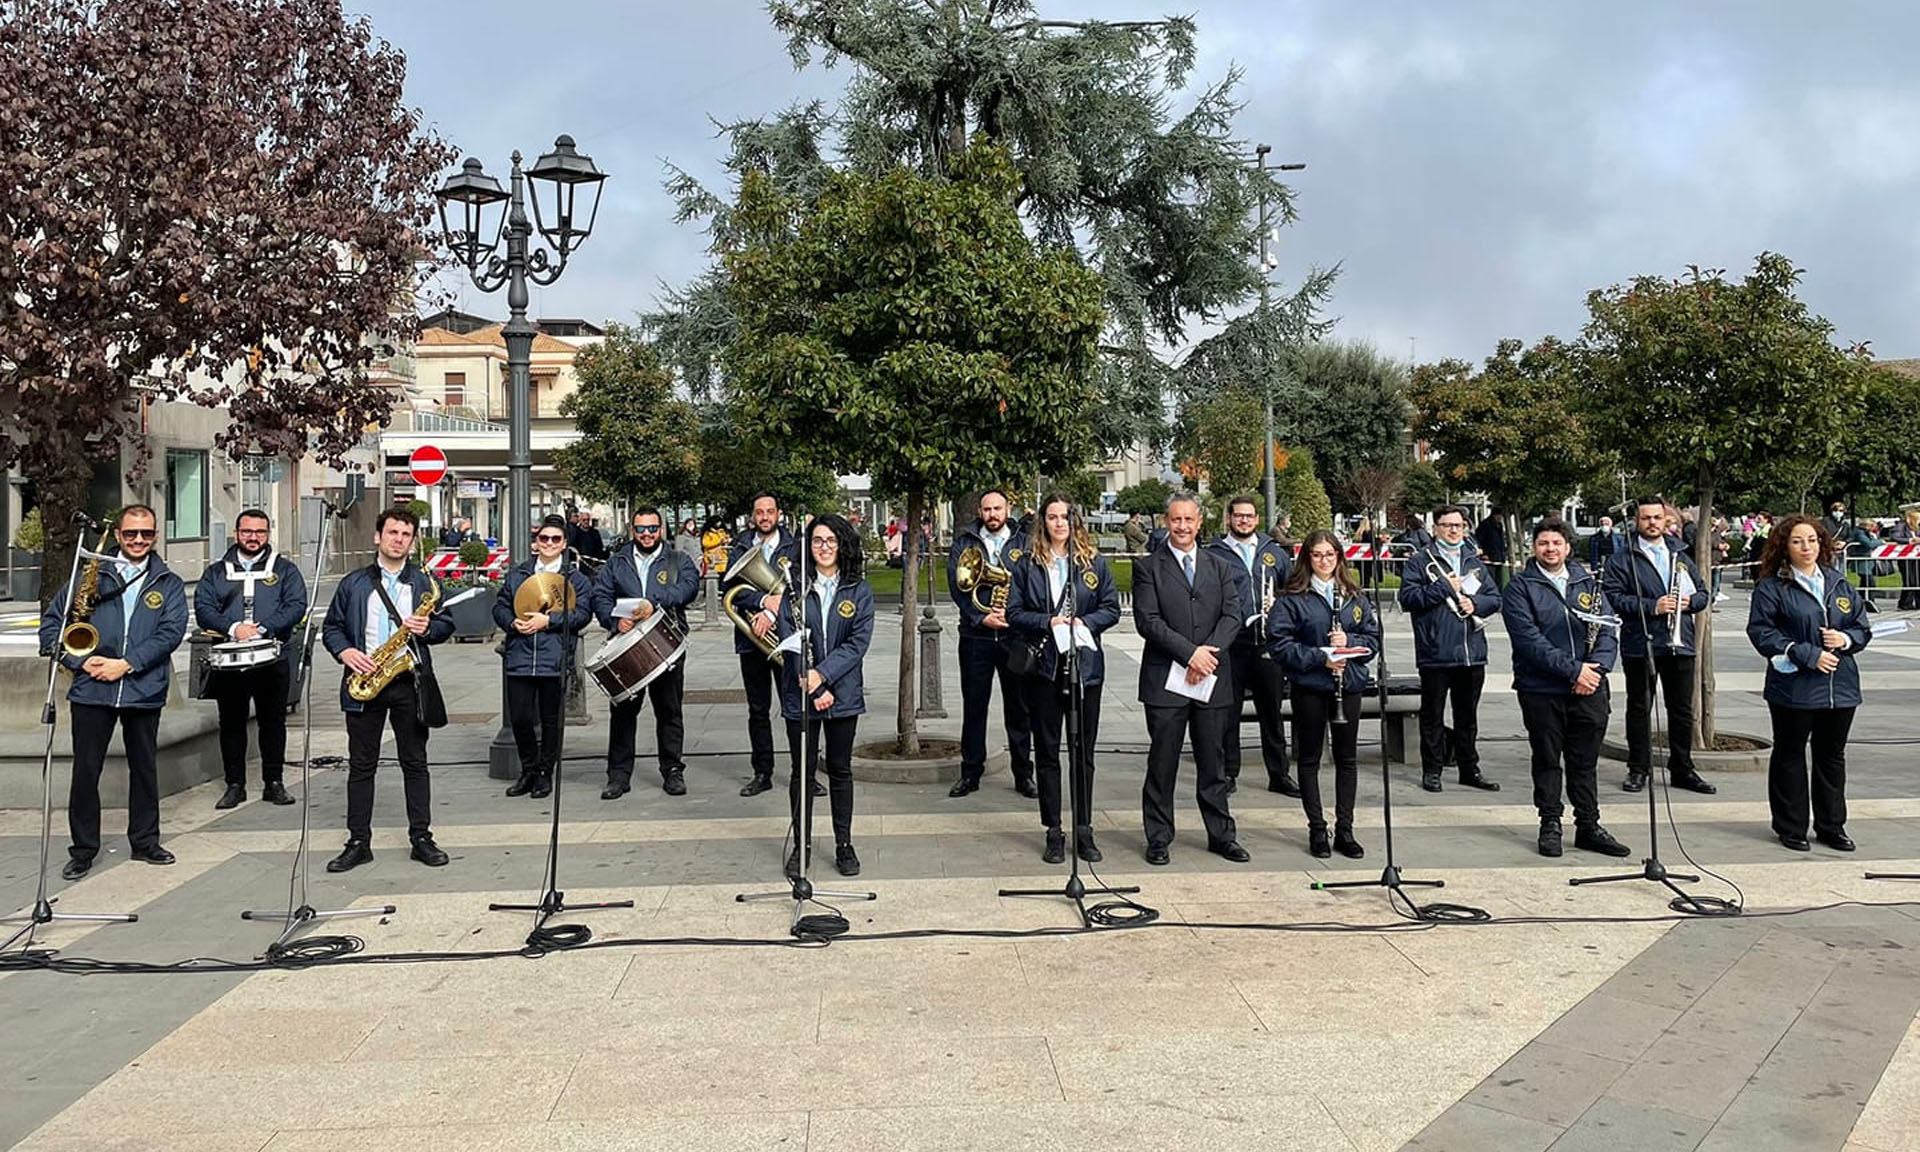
[1001,550,1139,926]
[737,513,876,934]
[1312,588,1445,900]
[240,499,397,957]
[489,546,633,944]
[2,518,139,954]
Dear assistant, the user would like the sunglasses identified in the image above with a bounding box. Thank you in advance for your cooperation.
[535,533,567,543]
[633,525,661,534]
[119,528,157,540]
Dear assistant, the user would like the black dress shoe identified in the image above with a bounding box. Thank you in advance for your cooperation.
[261,781,296,806]
[61,856,94,881]
[1075,832,1102,863]
[1574,824,1632,858]
[1779,833,1811,852]
[1671,772,1717,795]
[1816,831,1856,852]
[784,845,804,881]
[1043,829,1066,864]
[948,776,981,798]
[529,774,552,799]
[1209,840,1251,863]
[601,779,630,801]
[1622,771,1649,793]
[662,771,687,796]
[810,779,827,798]
[1458,771,1501,792]
[326,840,373,872]
[409,836,450,867]
[1308,829,1332,859]
[740,775,773,797]
[1538,818,1564,858]
[1267,777,1302,798]
[1420,771,1443,793]
[835,843,861,876]
[505,773,537,797]
[215,784,247,809]
[1333,831,1365,859]
[1014,776,1039,799]
[1144,843,1170,866]
[133,844,175,865]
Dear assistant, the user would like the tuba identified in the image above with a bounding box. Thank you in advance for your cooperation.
[954,544,1011,614]
[722,546,790,662]
[347,576,440,701]
[61,525,115,659]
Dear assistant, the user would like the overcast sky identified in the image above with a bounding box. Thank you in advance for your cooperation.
[351,0,1919,364]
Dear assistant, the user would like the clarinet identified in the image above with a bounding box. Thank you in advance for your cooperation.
[1330,591,1348,726]
[1668,551,1683,644]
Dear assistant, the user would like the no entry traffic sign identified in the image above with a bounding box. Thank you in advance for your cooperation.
[409,444,448,487]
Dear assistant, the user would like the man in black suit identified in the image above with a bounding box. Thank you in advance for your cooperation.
[1133,492,1249,865]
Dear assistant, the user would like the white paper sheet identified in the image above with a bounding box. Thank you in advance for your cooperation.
[1872,619,1911,638]
[1163,661,1217,703]
[1051,621,1097,653]
[613,597,647,619]
[1461,573,1482,595]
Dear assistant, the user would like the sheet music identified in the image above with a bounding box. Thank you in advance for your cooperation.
[1164,661,1217,703]
[613,597,647,618]
[1051,621,1097,653]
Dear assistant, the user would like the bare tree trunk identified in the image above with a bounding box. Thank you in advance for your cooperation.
[894,485,926,756]
[34,450,95,611]
[1693,470,1717,749]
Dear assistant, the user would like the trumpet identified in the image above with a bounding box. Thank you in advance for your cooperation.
[1427,556,1473,619]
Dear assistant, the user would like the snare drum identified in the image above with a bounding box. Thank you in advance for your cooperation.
[208,637,283,671]
[586,612,688,704]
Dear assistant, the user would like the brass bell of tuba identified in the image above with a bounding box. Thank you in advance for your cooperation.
[722,547,790,662]
[954,544,1010,614]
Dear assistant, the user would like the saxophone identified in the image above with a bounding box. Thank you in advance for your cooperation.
[347,575,440,701]
[61,526,114,658]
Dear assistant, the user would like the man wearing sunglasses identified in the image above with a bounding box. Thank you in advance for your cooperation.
[39,504,189,880]
[592,505,700,798]
[194,508,309,809]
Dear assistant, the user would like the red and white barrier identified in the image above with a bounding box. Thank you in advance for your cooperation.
[424,547,508,577]
[1870,543,1920,560]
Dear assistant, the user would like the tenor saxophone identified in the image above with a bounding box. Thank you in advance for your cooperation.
[347,576,440,701]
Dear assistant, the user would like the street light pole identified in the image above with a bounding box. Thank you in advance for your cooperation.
[436,137,607,776]
[1252,146,1306,531]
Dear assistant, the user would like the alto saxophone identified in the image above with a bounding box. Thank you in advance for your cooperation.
[347,576,440,701]
[61,525,115,658]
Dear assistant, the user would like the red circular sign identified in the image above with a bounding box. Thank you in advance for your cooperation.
[408,444,448,486]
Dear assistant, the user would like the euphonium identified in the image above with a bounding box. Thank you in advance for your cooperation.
[61,525,114,659]
[722,547,790,662]
[954,544,1011,613]
[347,576,440,701]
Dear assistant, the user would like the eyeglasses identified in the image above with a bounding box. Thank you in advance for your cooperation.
[1307,549,1338,559]
[535,533,567,543]
[1435,521,1466,529]
[119,528,156,540]
[811,538,839,549]
[633,525,661,534]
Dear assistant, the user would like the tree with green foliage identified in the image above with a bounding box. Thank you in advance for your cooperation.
[1822,362,1920,514]
[1040,467,1105,512]
[1580,252,1869,746]
[651,0,1306,457]
[722,144,1104,755]
[1177,388,1265,498]
[1273,446,1332,536]
[1115,477,1174,517]
[554,324,702,509]
[1399,459,1449,518]
[691,403,844,519]
[1289,341,1412,486]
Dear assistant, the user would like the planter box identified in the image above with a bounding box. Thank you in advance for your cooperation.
[9,549,41,601]
[446,585,498,641]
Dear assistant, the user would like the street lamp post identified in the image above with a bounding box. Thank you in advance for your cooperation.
[1252,145,1306,530]
[436,136,608,776]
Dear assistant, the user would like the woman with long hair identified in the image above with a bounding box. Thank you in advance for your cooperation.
[1267,529,1380,859]
[1006,494,1122,864]
[1746,514,1872,852]
[773,513,874,877]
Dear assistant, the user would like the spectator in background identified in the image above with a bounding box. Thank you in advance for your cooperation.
[1586,515,1622,573]
[700,516,731,575]
[1271,514,1296,550]
[1123,513,1149,553]
[1894,507,1920,611]
[1474,512,1508,588]
[674,517,704,572]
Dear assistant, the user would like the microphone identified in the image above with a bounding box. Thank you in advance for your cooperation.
[70,510,97,528]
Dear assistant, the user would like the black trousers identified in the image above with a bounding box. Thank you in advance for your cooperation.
[1767,703,1854,840]
[67,702,162,860]
[343,675,432,842]
[1025,676,1101,832]
[213,658,290,785]
[738,652,777,778]
[958,634,1034,783]
[1141,703,1235,848]
[1899,560,1920,610]
[506,674,564,776]
[786,715,857,845]
[1518,688,1609,825]
[1291,687,1363,831]
[1223,644,1290,785]
[607,661,686,783]
[1418,665,1485,775]
[1623,651,1696,775]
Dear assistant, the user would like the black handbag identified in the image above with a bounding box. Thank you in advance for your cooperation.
[1006,634,1045,677]
[371,573,448,729]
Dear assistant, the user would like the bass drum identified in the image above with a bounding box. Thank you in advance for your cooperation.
[585,612,688,704]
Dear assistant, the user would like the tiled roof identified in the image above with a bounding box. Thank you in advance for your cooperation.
[416,325,578,355]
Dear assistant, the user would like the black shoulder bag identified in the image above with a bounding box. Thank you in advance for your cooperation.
[371,572,448,729]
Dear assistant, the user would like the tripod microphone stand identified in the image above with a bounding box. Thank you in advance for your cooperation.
[737,516,876,934]
[490,548,632,945]
[1311,589,1445,901]
[1001,553,1138,927]
[240,498,397,957]
[2,515,139,955]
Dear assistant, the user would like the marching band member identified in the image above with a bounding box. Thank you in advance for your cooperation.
[1269,530,1380,859]
[1745,514,1872,852]
[946,488,1036,798]
[592,505,700,799]
[39,505,188,879]
[1397,504,1502,794]
[495,514,594,800]
[1007,494,1121,864]
[731,493,800,797]
[1604,497,1716,795]
[1501,517,1630,859]
[194,508,308,809]
[1206,494,1298,797]
[321,507,454,872]
[775,513,874,878]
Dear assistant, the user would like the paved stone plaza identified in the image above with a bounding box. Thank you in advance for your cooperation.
[2,591,1917,1151]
